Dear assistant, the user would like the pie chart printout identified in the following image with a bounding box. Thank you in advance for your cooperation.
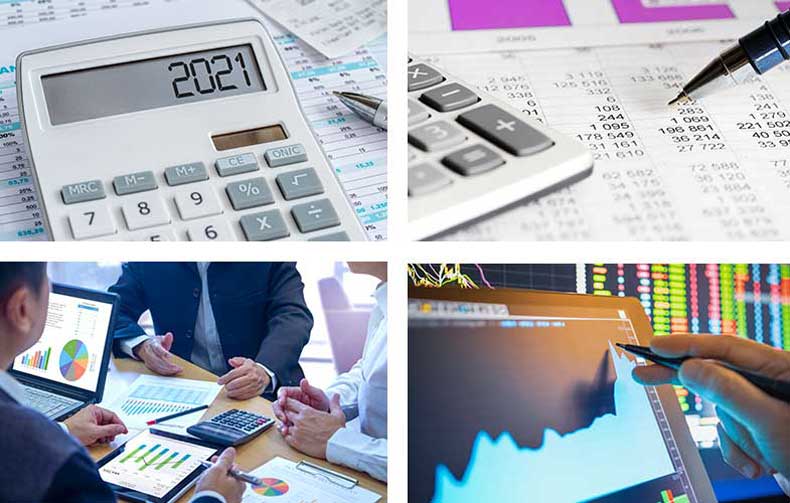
[252,478,290,496]
[59,339,89,382]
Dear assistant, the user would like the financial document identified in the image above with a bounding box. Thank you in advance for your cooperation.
[0,0,387,241]
[412,0,790,240]
[250,0,387,58]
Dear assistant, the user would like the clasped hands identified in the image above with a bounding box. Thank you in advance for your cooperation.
[134,332,270,400]
[271,378,346,459]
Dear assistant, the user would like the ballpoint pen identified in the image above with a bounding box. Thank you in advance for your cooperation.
[616,343,790,403]
[199,460,263,486]
[669,9,790,105]
[333,91,388,130]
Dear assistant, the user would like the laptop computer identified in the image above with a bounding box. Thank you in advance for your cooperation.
[10,283,118,420]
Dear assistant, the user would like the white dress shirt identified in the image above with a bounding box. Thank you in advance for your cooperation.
[121,263,275,389]
[325,282,388,482]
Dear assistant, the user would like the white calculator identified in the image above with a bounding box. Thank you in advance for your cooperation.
[17,19,366,242]
[408,57,594,240]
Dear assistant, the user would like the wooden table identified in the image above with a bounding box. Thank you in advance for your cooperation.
[89,356,387,502]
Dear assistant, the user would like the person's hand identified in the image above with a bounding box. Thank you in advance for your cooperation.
[194,448,245,503]
[278,394,346,459]
[63,405,128,447]
[272,379,330,434]
[632,334,790,489]
[217,357,271,400]
[133,332,182,376]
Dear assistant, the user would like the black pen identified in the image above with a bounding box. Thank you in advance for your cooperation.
[616,343,790,403]
[146,404,208,425]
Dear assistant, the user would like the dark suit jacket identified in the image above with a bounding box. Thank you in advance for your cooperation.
[110,263,313,396]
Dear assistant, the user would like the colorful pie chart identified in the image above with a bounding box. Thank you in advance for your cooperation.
[252,478,290,496]
[59,339,89,381]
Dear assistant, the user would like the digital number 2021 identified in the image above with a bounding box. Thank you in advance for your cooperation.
[168,52,252,98]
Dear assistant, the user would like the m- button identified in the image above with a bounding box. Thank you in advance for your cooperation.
[264,144,308,167]
[62,180,105,204]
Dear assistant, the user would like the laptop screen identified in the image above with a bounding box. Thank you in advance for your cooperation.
[13,288,115,393]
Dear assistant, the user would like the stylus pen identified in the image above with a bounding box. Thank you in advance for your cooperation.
[199,460,263,486]
[146,404,208,425]
[333,91,388,130]
[616,343,790,403]
[669,9,790,105]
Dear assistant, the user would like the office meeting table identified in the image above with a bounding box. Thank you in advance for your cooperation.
[88,355,388,502]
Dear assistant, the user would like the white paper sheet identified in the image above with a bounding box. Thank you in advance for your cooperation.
[241,457,382,503]
[422,42,790,241]
[250,0,387,58]
[102,374,222,429]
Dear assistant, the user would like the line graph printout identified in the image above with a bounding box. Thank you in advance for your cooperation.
[409,301,699,503]
[426,42,790,241]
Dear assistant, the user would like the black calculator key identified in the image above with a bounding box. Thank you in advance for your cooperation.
[442,145,505,176]
[408,64,445,92]
[420,83,479,113]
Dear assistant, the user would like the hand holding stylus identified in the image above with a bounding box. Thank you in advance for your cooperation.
[632,334,790,493]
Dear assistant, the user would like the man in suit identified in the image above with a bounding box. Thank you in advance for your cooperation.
[110,263,313,400]
[0,262,244,503]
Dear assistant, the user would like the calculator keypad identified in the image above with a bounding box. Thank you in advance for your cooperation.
[276,168,324,200]
[216,153,259,177]
[420,83,479,113]
[408,163,452,196]
[408,100,431,126]
[165,162,209,186]
[409,121,467,152]
[121,195,171,230]
[291,199,340,233]
[442,145,504,176]
[187,218,234,241]
[408,63,445,91]
[175,188,222,221]
[62,180,105,204]
[457,104,555,157]
[133,229,176,241]
[68,202,116,240]
[265,144,308,167]
[226,178,275,210]
[113,171,157,195]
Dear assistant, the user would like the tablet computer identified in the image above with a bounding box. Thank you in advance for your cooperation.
[408,286,718,503]
[97,429,221,503]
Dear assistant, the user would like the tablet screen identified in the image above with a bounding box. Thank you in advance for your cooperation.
[99,430,218,500]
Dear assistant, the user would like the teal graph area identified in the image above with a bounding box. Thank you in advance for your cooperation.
[432,343,675,503]
[119,443,192,472]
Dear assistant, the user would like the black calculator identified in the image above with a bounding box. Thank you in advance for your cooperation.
[186,409,274,446]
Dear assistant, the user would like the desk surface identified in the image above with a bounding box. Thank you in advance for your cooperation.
[90,356,387,502]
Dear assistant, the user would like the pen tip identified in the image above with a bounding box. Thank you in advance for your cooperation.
[332,91,342,97]
[668,94,685,106]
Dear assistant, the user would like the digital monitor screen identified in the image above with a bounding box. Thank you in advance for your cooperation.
[409,296,705,503]
[13,291,113,392]
[42,44,266,125]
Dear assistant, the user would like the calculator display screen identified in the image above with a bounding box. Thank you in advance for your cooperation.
[42,44,266,125]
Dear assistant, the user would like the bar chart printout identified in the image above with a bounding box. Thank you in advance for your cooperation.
[105,374,221,429]
[611,0,735,23]
[777,2,790,11]
[99,430,216,498]
[447,0,571,30]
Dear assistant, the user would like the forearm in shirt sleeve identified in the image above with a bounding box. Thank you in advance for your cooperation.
[326,424,387,482]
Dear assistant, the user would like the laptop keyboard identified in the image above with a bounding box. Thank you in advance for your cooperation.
[22,386,81,419]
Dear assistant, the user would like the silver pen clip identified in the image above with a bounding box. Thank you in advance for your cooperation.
[296,460,358,489]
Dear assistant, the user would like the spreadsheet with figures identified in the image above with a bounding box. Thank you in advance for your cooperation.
[411,0,790,241]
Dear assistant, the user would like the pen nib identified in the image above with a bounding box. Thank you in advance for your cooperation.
[668,93,686,106]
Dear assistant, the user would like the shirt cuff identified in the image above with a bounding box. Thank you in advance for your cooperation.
[121,334,152,359]
[191,490,227,503]
[59,422,69,435]
[255,362,277,391]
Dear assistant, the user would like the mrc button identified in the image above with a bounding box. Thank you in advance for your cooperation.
[264,143,307,167]
[62,180,105,204]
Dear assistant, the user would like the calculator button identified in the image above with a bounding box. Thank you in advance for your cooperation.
[291,199,341,233]
[264,144,308,167]
[113,171,157,195]
[215,153,259,177]
[420,83,479,113]
[408,100,431,126]
[187,219,234,241]
[409,121,466,152]
[61,180,105,204]
[443,145,505,176]
[134,229,176,241]
[68,203,115,240]
[226,178,274,210]
[408,163,452,196]
[276,168,324,200]
[309,232,350,241]
[457,104,555,156]
[240,210,290,241]
[121,195,170,230]
[175,188,222,221]
[408,63,444,92]
[164,162,208,186]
